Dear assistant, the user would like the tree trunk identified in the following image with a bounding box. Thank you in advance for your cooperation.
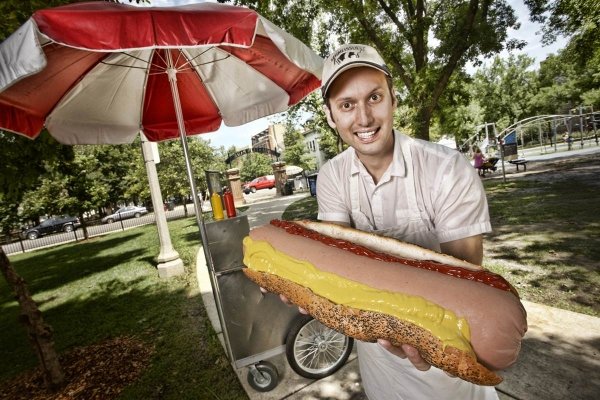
[413,101,435,142]
[0,248,65,390]
[78,212,89,240]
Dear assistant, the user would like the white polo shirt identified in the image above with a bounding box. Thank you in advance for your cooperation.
[316,131,496,400]
[317,130,491,245]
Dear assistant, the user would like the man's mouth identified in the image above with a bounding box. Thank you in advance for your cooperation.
[356,129,378,141]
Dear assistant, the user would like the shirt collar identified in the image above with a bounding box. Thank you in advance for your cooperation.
[350,130,407,178]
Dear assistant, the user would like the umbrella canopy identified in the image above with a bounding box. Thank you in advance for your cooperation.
[0,1,322,144]
[285,165,303,176]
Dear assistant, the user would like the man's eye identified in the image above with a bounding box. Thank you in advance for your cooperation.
[370,93,382,102]
[341,102,353,110]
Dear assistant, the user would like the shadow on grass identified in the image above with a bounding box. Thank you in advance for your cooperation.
[0,275,246,399]
[0,217,246,398]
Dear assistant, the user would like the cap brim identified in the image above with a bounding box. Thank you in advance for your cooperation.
[322,61,390,97]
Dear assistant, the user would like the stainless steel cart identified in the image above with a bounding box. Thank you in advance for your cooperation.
[202,215,353,392]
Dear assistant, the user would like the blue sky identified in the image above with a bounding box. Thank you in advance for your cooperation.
[142,0,568,149]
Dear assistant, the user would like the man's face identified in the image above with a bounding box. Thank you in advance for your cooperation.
[325,67,396,160]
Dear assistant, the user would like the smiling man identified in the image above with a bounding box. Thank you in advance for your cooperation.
[317,44,497,400]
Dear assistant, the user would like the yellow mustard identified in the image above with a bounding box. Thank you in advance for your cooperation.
[243,236,474,355]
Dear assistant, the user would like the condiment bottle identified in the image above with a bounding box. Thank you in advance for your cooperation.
[223,189,236,218]
[210,192,224,220]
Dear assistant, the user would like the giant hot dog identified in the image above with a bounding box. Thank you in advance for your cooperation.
[242,220,527,386]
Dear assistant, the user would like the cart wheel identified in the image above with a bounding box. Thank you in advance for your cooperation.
[247,361,278,392]
[286,315,354,379]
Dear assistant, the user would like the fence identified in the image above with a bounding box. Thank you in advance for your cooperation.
[0,204,199,256]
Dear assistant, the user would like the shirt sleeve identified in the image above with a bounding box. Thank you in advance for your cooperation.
[432,152,492,243]
[316,160,352,223]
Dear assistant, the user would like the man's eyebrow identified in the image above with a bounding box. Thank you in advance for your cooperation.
[333,85,386,103]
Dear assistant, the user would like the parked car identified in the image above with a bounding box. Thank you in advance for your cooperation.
[102,205,148,224]
[243,175,276,194]
[21,215,81,240]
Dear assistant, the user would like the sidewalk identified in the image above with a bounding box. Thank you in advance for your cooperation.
[196,248,600,400]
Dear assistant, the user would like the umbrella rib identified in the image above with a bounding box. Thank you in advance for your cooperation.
[189,54,232,67]
[99,61,148,70]
[96,49,231,75]
[99,51,150,70]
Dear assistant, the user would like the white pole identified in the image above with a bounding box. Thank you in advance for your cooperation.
[140,133,184,278]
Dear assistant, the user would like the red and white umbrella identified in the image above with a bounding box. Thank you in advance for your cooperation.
[0,0,322,251]
[0,1,322,144]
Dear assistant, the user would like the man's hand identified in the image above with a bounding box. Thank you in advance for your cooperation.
[377,340,431,371]
[259,287,308,314]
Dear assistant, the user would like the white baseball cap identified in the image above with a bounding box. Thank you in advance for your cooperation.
[321,44,391,97]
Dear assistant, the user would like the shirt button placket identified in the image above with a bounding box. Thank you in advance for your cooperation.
[372,190,384,228]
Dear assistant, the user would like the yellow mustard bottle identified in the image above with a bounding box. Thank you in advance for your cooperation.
[210,192,224,220]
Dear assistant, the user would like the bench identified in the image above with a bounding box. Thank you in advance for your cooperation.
[508,159,528,172]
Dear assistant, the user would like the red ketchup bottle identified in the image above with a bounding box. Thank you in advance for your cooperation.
[223,189,236,218]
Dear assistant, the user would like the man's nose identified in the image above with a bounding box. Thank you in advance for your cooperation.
[356,103,373,125]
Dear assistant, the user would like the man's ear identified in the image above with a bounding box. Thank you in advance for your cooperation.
[323,104,337,129]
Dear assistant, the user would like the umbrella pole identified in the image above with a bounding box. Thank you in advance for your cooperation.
[165,54,236,362]
[164,55,209,241]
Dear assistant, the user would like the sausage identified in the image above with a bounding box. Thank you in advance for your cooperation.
[242,220,528,385]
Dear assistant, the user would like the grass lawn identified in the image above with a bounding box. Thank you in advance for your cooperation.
[0,218,247,399]
[483,169,600,317]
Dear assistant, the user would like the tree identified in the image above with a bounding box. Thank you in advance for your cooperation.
[223,0,523,141]
[525,1,600,111]
[0,249,65,389]
[282,127,317,172]
[472,54,537,129]
[240,153,273,182]
[0,132,69,390]
[157,138,225,210]
[435,73,485,144]
[529,52,580,115]
[525,0,600,66]
[91,143,142,212]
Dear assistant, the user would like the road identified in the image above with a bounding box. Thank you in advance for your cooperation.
[241,188,311,228]
[1,210,178,256]
[2,189,311,256]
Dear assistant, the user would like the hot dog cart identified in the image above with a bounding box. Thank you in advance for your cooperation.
[199,214,354,391]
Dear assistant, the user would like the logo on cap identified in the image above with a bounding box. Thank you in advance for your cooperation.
[330,45,366,65]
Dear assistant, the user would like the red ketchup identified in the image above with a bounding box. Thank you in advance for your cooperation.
[271,219,517,295]
[223,189,236,218]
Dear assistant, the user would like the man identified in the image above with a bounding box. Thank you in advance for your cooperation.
[317,44,497,399]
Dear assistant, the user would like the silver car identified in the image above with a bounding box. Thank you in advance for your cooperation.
[102,206,148,224]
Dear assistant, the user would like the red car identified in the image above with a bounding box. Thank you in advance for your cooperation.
[243,175,275,194]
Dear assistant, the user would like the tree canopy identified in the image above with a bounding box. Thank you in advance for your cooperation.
[222,0,524,141]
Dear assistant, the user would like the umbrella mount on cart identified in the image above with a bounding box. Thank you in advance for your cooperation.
[203,215,354,391]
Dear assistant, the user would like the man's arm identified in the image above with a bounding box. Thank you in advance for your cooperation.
[440,234,484,266]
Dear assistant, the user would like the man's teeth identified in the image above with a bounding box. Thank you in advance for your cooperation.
[357,131,376,139]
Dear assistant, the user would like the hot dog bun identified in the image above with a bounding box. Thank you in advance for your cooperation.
[295,219,482,270]
[242,221,528,386]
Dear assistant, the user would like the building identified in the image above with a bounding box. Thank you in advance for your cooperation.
[251,124,285,154]
[303,128,327,170]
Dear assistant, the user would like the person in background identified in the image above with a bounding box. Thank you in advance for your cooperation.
[315,43,497,400]
[472,145,487,176]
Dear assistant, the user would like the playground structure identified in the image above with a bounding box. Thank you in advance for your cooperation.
[461,107,600,161]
